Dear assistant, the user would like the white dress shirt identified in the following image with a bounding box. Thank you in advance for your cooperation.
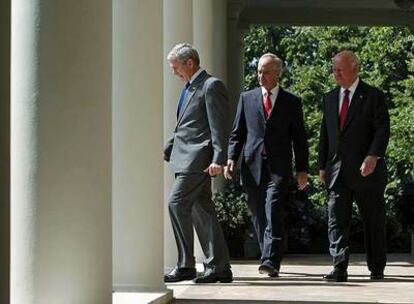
[339,77,359,113]
[261,84,280,109]
[189,68,204,85]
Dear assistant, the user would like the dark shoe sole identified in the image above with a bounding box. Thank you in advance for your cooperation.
[259,264,279,277]
[164,274,196,283]
[193,277,233,283]
[323,276,348,282]
[268,271,279,277]
[258,265,274,275]
[218,277,233,283]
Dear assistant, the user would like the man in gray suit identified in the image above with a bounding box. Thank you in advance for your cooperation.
[164,43,232,283]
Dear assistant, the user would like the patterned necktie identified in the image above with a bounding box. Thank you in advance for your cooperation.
[339,89,350,130]
[264,90,272,119]
[177,82,190,119]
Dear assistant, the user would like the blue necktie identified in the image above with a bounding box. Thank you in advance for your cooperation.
[177,82,190,119]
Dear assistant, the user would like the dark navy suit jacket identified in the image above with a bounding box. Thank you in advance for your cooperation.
[318,80,390,190]
[228,87,309,186]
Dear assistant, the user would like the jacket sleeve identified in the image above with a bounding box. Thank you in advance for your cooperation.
[291,97,309,173]
[367,90,390,157]
[318,97,328,171]
[204,78,230,165]
[227,93,247,162]
[163,135,174,162]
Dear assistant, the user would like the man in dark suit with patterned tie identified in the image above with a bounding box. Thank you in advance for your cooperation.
[163,43,232,283]
[225,53,309,277]
[318,50,390,282]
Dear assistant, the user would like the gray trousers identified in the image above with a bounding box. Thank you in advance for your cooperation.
[168,172,230,272]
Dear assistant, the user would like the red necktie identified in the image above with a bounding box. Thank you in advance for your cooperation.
[339,89,350,130]
[262,90,272,157]
[264,90,272,119]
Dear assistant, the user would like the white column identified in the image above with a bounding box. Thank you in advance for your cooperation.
[113,0,167,293]
[0,1,11,303]
[193,0,228,195]
[163,0,193,271]
[192,0,229,261]
[193,0,228,83]
[227,1,247,120]
[11,1,112,303]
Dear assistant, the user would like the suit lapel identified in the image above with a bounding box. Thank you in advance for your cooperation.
[254,88,265,121]
[176,85,196,125]
[175,71,209,128]
[256,86,285,122]
[268,87,285,120]
[332,88,340,121]
[327,87,340,138]
[342,81,365,132]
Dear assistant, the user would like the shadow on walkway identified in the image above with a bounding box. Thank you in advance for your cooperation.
[168,254,414,304]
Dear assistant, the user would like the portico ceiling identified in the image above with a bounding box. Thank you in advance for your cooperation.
[238,0,414,26]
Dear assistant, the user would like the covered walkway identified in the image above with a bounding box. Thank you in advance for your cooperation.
[169,254,414,304]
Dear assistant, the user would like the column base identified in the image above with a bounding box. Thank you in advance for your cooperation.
[113,289,173,304]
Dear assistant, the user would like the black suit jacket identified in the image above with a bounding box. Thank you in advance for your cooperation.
[228,87,309,186]
[318,80,390,190]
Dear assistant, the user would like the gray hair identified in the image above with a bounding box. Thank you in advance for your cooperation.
[333,50,359,69]
[259,53,283,76]
[167,43,200,65]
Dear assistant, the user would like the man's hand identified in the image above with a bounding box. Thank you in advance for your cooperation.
[204,163,223,177]
[224,159,234,180]
[319,170,326,185]
[297,171,308,190]
[360,155,378,177]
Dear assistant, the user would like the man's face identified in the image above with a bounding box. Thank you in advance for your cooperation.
[169,57,193,83]
[332,56,358,88]
[258,57,279,91]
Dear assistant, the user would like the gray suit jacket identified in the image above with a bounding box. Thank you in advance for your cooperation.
[164,70,230,173]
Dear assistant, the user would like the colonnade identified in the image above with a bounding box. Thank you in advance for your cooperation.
[3,1,246,303]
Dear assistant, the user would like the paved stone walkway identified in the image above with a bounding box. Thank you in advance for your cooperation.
[168,254,414,304]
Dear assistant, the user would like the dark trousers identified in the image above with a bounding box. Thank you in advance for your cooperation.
[327,173,387,273]
[168,172,230,272]
[245,161,289,269]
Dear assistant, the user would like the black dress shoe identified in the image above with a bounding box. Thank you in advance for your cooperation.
[164,267,196,283]
[258,261,279,277]
[193,268,233,283]
[323,270,348,282]
[370,272,384,280]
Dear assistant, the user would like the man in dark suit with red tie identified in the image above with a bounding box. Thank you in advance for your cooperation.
[225,53,309,277]
[318,50,390,282]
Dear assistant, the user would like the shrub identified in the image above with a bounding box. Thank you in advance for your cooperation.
[213,182,251,257]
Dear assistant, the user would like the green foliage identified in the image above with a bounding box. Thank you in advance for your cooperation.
[213,182,251,240]
[242,25,414,252]
[394,181,414,231]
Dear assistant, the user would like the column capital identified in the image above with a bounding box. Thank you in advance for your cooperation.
[227,0,246,21]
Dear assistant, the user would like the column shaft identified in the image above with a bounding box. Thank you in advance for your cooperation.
[11,1,112,303]
[113,0,165,292]
[0,1,11,303]
[193,0,228,195]
[163,0,193,271]
[227,1,247,120]
[193,0,228,83]
[192,0,229,262]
